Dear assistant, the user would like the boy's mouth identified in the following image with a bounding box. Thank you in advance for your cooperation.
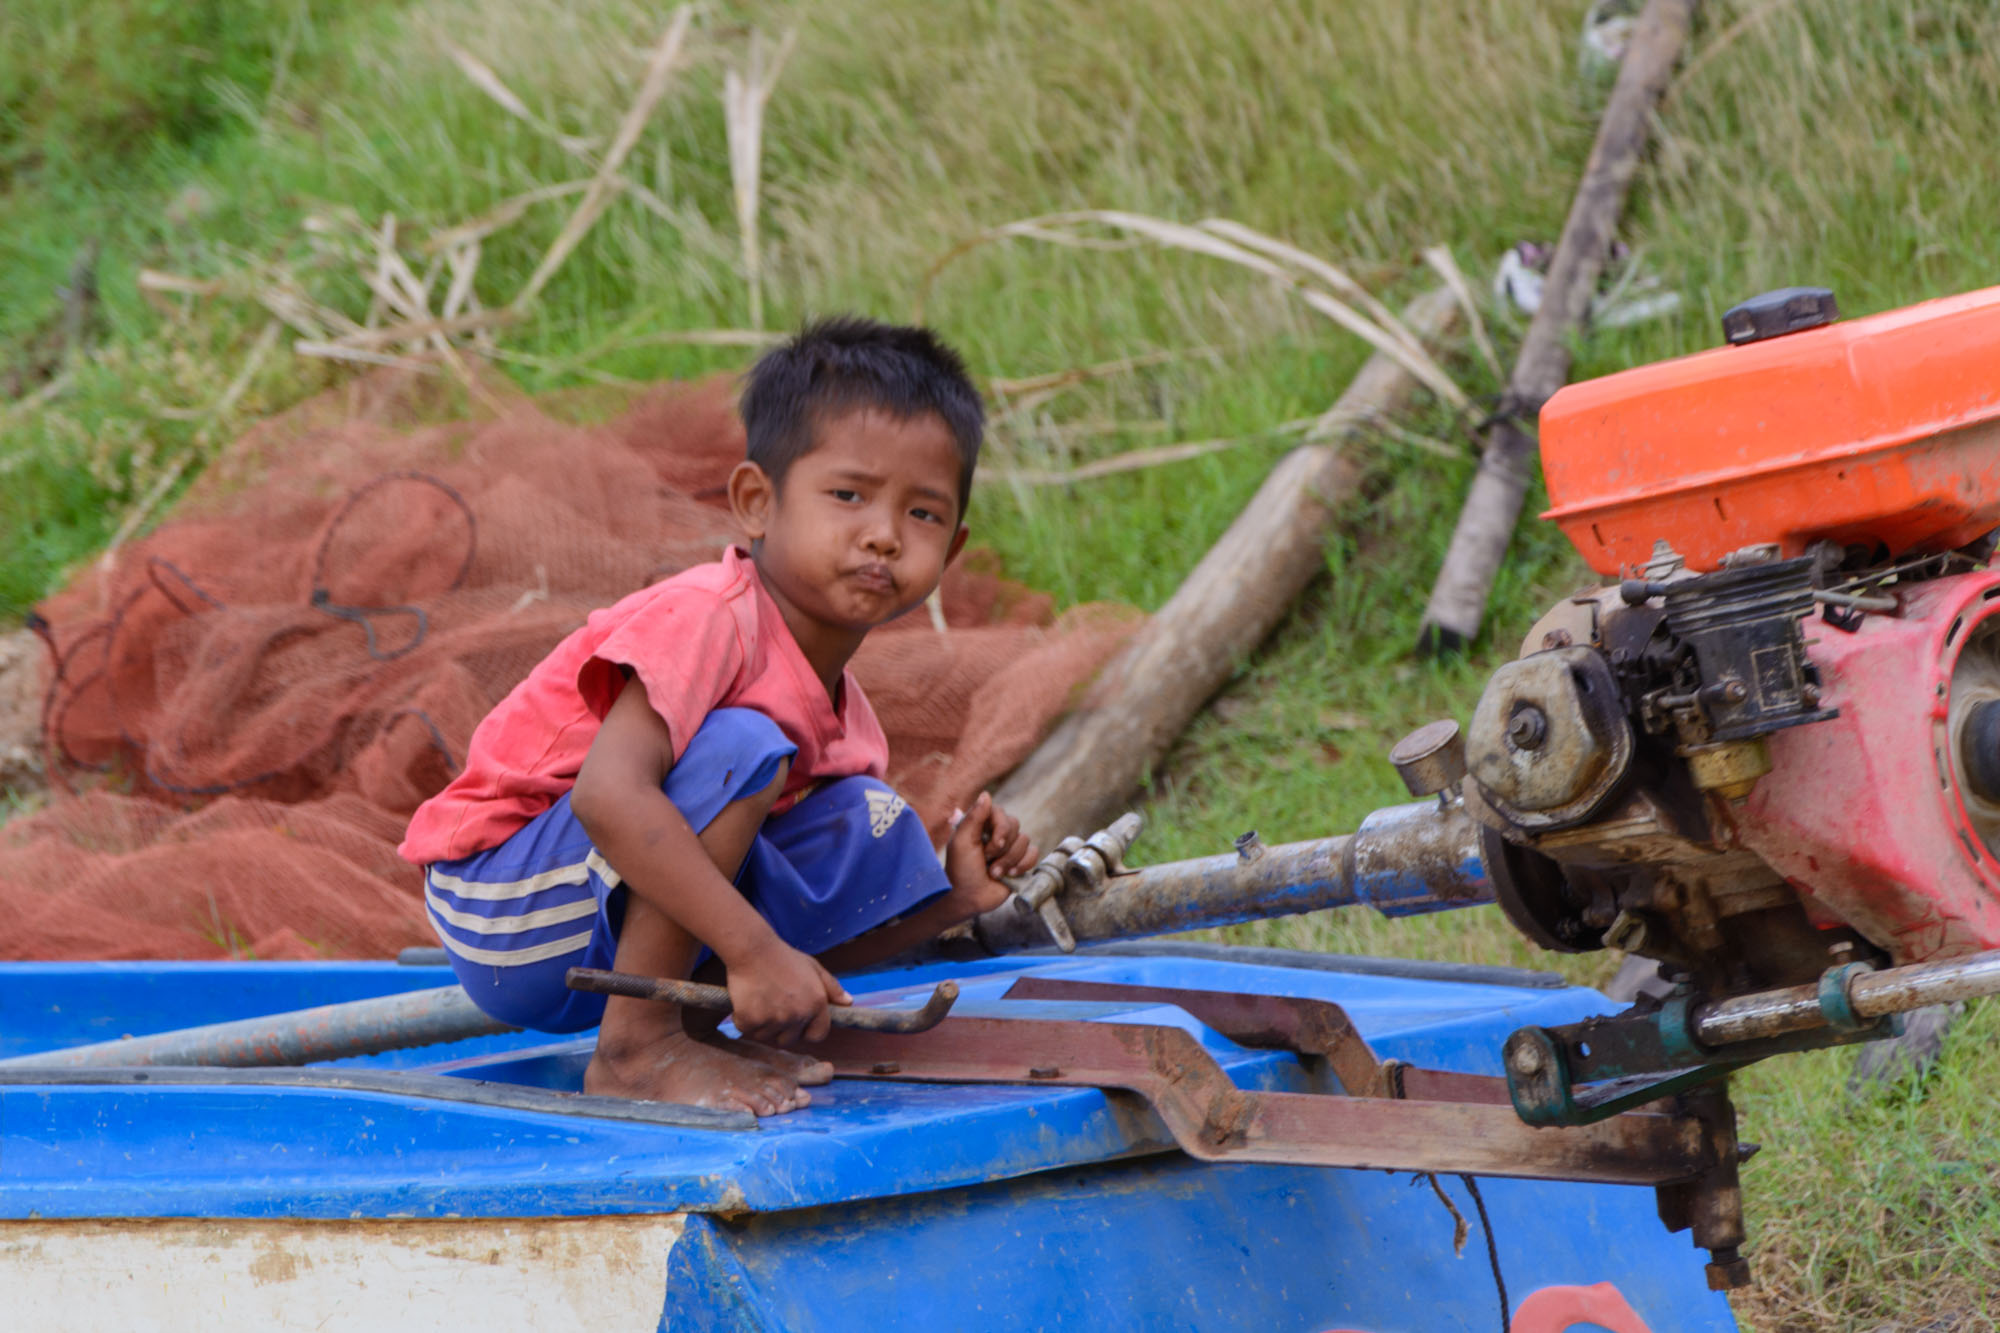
[845,563,898,595]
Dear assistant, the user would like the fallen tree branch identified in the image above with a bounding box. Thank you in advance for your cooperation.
[1416,0,1699,654]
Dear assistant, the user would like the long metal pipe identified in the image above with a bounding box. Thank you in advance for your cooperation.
[1693,949,2000,1048]
[966,800,1493,956]
[0,985,512,1069]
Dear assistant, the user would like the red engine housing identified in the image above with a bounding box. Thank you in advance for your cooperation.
[1737,569,2000,962]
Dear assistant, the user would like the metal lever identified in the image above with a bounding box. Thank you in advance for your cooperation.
[565,968,959,1033]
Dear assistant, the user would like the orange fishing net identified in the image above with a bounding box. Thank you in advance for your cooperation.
[3,369,1137,960]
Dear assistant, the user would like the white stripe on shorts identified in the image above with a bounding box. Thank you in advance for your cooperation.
[426,848,623,901]
[427,904,595,966]
[424,881,599,935]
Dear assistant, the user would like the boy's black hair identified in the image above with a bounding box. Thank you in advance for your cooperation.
[740,316,984,513]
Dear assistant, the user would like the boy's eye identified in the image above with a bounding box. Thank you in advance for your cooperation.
[911,506,945,525]
[829,489,862,503]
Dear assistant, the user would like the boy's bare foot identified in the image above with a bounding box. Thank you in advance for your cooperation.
[677,1003,835,1086]
[584,1025,813,1115]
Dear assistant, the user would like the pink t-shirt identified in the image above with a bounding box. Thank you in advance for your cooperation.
[399,547,889,866]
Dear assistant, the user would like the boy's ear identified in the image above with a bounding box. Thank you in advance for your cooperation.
[728,461,777,539]
[946,523,970,567]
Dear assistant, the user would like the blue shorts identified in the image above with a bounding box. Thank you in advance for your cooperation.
[424,708,950,1032]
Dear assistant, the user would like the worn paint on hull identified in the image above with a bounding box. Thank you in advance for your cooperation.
[1,1215,685,1332]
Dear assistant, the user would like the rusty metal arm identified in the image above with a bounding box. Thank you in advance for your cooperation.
[1000,976,1507,1105]
[814,1012,1709,1186]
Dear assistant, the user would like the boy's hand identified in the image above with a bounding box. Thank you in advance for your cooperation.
[725,939,851,1047]
[944,792,1040,913]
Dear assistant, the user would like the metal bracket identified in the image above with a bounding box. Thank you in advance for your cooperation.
[816,979,1714,1187]
[933,979,1748,1287]
[1504,986,1892,1130]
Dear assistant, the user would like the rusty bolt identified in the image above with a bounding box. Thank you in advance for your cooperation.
[871,1062,901,1075]
[1802,682,1822,707]
[1028,1066,1062,1079]
[1509,1043,1546,1077]
[1715,677,1749,705]
[1541,627,1575,650]
[1705,1249,1753,1291]
[1507,706,1549,751]
[1234,830,1266,863]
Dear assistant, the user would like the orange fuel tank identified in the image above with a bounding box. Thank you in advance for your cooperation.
[1540,284,2000,576]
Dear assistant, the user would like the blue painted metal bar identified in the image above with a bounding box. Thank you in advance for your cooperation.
[967,800,1493,954]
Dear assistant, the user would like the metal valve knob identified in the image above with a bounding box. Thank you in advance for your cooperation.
[1389,719,1468,798]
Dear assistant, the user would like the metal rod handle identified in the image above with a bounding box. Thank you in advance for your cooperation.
[1693,948,2000,1047]
[564,968,960,1034]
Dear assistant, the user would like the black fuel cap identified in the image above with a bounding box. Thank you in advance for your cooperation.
[1722,287,1839,345]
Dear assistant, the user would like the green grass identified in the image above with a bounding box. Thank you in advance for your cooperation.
[8,0,2000,1323]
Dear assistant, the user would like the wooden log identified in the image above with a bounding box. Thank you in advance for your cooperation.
[1416,0,1700,655]
[996,287,1462,848]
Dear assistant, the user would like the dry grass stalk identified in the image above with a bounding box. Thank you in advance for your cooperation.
[155,319,284,423]
[1665,0,1807,105]
[441,40,676,224]
[986,348,1200,397]
[584,328,785,354]
[96,452,196,587]
[95,316,283,581]
[0,369,74,432]
[444,42,600,157]
[919,210,1467,410]
[137,270,227,301]
[483,346,647,388]
[1365,418,1462,459]
[513,6,694,311]
[440,243,480,322]
[330,308,516,352]
[1197,219,1426,361]
[1420,245,1502,381]
[294,342,445,372]
[985,418,1317,487]
[424,181,592,255]
[723,28,799,330]
[361,212,397,328]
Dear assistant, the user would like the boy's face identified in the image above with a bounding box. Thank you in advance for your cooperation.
[730,406,969,638]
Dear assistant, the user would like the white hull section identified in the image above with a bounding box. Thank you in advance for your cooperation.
[2,1215,686,1332]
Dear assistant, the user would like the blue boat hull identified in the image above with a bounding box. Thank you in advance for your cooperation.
[1,952,1737,1330]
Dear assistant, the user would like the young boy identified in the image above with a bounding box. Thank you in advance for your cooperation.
[398,317,1038,1116]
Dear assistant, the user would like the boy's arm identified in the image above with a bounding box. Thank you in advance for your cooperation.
[572,681,850,1046]
[816,793,1039,971]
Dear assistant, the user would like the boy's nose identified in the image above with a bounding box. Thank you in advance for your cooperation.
[862,517,901,556]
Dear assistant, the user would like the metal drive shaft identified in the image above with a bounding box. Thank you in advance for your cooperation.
[959,799,1494,957]
[1693,949,2000,1048]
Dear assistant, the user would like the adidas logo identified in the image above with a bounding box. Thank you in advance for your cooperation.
[865,789,908,839]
